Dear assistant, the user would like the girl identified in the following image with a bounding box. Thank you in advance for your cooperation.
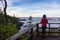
[40,15,48,35]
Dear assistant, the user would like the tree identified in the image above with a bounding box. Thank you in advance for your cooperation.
[0,0,8,24]
[4,0,8,23]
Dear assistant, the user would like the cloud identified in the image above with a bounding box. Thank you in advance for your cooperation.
[7,4,60,17]
[5,0,60,17]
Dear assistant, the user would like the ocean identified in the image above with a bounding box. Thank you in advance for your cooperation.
[20,17,60,28]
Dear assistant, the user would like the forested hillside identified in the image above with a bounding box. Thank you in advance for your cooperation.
[0,13,18,40]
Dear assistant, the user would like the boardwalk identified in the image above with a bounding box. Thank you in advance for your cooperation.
[34,36,60,40]
[33,23,60,40]
[6,23,60,40]
[33,31,60,40]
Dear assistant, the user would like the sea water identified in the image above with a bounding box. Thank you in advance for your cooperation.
[20,17,60,28]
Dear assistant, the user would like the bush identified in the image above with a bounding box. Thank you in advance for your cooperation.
[0,13,17,25]
[0,23,18,40]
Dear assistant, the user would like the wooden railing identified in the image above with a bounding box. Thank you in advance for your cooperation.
[26,23,60,40]
[36,23,60,37]
[6,23,60,40]
[6,24,36,40]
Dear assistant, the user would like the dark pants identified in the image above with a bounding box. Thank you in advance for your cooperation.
[42,26,46,35]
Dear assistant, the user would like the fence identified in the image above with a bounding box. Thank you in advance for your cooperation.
[6,23,60,40]
[36,23,60,37]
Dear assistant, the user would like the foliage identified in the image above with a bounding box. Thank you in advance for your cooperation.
[0,23,18,40]
[0,13,17,25]
[0,13,6,25]
[0,13,18,40]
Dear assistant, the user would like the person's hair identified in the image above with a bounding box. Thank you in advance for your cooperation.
[29,16,32,20]
[43,14,46,18]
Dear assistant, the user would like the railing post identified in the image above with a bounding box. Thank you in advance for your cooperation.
[16,38,19,40]
[30,28,33,40]
[49,23,50,36]
[59,24,60,36]
[36,23,39,36]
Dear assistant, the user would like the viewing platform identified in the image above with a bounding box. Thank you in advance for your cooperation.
[6,23,60,40]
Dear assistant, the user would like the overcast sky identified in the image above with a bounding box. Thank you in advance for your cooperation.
[2,0,60,17]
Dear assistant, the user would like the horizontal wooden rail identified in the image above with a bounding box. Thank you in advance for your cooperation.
[38,27,58,29]
[6,27,34,40]
[38,23,60,24]
[6,23,36,40]
[36,23,60,37]
[6,23,60,40]
[39,32,59,33]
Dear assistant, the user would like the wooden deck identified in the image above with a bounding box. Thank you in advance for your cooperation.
[6,23,60,40]
[33,23,60,40]
[33,31,60,40]
[34,36,60,40]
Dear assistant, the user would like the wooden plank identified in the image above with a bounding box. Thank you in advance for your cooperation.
[38,23,60,24]
[6,27,34,40]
